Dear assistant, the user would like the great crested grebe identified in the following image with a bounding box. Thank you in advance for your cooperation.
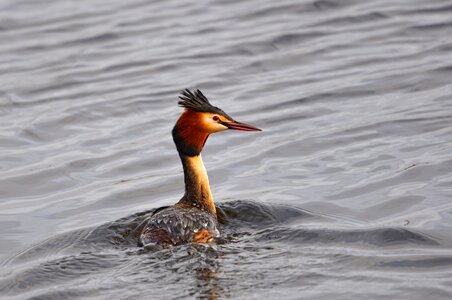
[139,89,261,246]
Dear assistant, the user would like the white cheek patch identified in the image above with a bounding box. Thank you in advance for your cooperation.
[211,120,228,132]
[203,115,228,133]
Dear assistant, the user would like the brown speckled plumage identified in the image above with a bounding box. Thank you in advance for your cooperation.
[140,206,219,246]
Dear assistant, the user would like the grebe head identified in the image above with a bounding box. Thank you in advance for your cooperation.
[173,89,261,156]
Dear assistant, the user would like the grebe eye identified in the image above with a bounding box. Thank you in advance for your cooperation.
[213,115,220,121]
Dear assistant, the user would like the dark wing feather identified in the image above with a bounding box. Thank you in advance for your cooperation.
[140,206,219,246]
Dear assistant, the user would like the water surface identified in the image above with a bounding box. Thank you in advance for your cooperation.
[1,0,452,299]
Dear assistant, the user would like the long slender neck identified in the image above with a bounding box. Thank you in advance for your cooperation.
[172,110,216,215]
[177,153,216,215]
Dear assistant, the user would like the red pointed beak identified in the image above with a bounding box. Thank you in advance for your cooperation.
[224,120,262,132]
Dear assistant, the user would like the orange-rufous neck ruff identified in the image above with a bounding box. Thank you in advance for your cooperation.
[173,109,210,156]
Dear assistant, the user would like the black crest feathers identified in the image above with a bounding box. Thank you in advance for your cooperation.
[178,89,230,117]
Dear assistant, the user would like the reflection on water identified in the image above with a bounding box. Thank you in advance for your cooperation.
[1,201,450,299]
[2,0,452,298]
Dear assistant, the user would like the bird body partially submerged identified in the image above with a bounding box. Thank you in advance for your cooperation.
[140,89,261,246]
[140,206,219,245]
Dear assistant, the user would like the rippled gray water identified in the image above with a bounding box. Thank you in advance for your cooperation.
[1,0,452,299]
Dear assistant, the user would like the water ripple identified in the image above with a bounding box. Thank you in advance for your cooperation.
[1,0,452,299]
